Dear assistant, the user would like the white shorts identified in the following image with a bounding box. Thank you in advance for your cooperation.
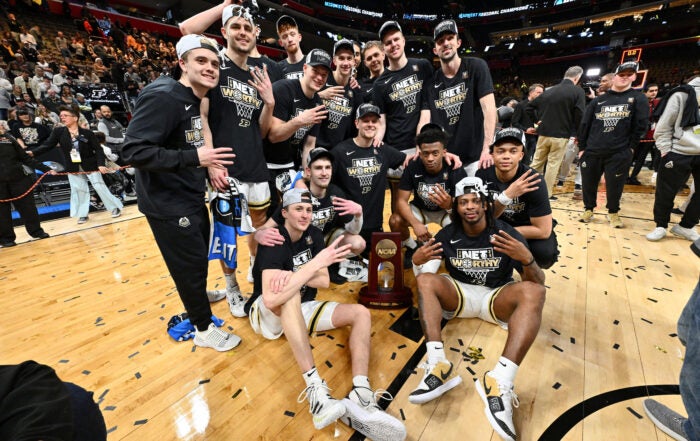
[236,181,271,211]
[324,227,350,246]
[387,147,416,180]
[248,296,339,340]
[410,204,451,227]
[441,275,512,329]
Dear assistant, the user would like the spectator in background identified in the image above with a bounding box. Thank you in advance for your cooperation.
[52,65,69,87]
[29,25,44,51]
[54,31,71,59]
[11,108,50,149]
[97,105,125,155]
[13,70,31,97]
[34,103,59,128]
[359,40,385,102]
[512,83,544,165]
[629,83,661,185]
[59,84,77,106]
[0,120,53,247]
[496,97,518,129]
[18,27,37,50]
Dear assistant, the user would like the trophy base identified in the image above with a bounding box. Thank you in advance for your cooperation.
[358,286,413,309]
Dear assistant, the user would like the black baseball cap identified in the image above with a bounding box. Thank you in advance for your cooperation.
[305,49,332,72]
[492,127,526,147]
[378,21,402,41]
[276,15,298,31]
[333,39,354,57]
[433,19,458,41]
[306,147,334,166]
[615,61,638,74]
[356,103,381,119]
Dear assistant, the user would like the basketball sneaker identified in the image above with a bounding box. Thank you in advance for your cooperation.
[671,225,700,242]
[297,381,346,430]
[226,286,247,318]
[608,213,624,228]
[579,210,594,223]
[643,399,689,441]
[408,360,462,404]
[341,387,406,441]
[193,322,241,352]
[206,289,226,303]
[474,372,519,441]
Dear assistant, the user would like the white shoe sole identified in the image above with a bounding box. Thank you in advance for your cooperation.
[206,289,226,303]
[643,400,688,441]
[340,398,406,441]
[408,375,462,404]
[474,379,516,441]
[193,333,241,352]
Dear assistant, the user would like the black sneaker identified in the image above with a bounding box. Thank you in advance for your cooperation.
[549,195,558,201]
[1,241,17,247]
[33,231,50,239]
[329,263,347,285]
[671,207,685,215]
[403,246,416,269]
[626,177,642,185]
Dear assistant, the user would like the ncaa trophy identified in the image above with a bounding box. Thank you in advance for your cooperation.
[358,232,413,308]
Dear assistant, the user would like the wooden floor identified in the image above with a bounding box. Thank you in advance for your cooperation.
[2,171,697,441]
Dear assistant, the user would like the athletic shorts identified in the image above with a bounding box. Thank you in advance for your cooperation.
[236,181,271,211]
[248,297,339,340]
[441,275,512,329]
[410,204,451,227]
[387,147,416,180]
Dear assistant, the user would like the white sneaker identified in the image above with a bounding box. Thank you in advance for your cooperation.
[651,172,657,186]
[297,381,346,430]
[646,227,667,242]
[247,256,255,283]
[474,372,518,441]
[206,289,226,303]
[671,225,700,242]
[193,322,241,352]
[408,360,462,404]
[226,286,248,318]
[341,387,406,441]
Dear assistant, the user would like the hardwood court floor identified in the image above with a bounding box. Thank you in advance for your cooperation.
[2,176,696,441]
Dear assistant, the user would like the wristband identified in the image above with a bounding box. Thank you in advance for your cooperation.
[522,256,536,267]
[496,192,513,206]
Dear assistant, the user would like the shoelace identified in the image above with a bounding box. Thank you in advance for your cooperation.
[351,386,394,410]
[498,383,520,409]
[204,328,230,347]
[297,382,333,406]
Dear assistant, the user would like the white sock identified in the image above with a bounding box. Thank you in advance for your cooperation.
[426,341,447,364]
[303,367,322,386]
[352,375,371,389]
[250,255,256,267]
[491,356,518,385]
[403,237,417,249]
[224,273,237,290]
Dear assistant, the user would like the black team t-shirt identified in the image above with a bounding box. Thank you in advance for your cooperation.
[266,79,322,167]
[399,159,462,212]
[434,219,527,288]
[476,163,551,227]
[207,54,268,183]
[316,75,362,149]
[245,224,325,314]
[248,54,283,83]
[371,58,433,150]
[278,59,305,80]
[422,57,494,164]
[332,139,405,230]
[271,183,354,234]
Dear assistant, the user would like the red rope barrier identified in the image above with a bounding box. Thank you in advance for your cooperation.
[0,165,133,204]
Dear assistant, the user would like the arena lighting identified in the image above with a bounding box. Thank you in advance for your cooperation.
[586,68,601,76]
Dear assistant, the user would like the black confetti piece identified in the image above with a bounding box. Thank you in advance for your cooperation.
[613,343,620,350]
[316,332,326,337]
[59,359,69,364]
[232,388,242,399]
[98,389,110,400]
[104,406,116,411]
[613,320,619,325]
[228,326,234,331]
[641,318,653,324]
[458,339,464,346]
[325,360,333,368]
[137,310,146,315]
[647,298,658,303]
[627,407,643,419]
[199,379,210,385]
[398,344,407,349]
[106,426,117,434]
[284,410,295,417]
[552,345,563,352]
[399,409,406,421]
[669,333,678,338]
[135,372,141,379]
[95,317,103,324]
[553,382,562,389]
[336,343,345,348]
[466,367,475,375]
[391,352,396,360]
[143,339,150,345]
[389,312,395,318]
[82,370,91,375]
[191,345,196,352]
[609,274,618,278]
[326,334,335,340]
[449,347,460,353]
[64,296,80,302]
[128,351,139,359]
[551,328,561,335]
[570,337,576,344]
[134,419,148,425]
